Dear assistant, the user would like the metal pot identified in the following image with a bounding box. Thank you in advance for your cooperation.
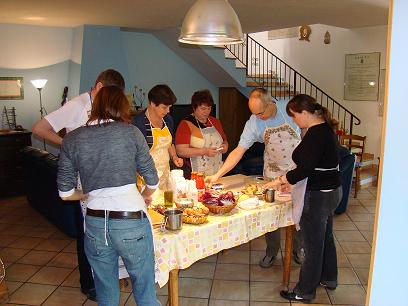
[264,188,275,203]
[163,209,183,231]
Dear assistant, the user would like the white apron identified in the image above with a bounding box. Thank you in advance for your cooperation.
[263,108,301,179]
[291,166,340,229]
[190,117,223,176]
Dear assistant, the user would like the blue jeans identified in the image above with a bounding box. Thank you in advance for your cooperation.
[294,187,342,300]
[84,215,160,306]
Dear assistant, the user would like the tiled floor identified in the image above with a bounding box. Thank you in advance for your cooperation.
[0,186,377,305]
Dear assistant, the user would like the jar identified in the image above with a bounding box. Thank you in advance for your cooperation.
[195,173,205,189]
[190,172,197,181]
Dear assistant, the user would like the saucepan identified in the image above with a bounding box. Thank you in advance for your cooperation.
[162,209,183,231]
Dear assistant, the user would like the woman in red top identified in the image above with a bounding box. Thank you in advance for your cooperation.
[175,90,228,177]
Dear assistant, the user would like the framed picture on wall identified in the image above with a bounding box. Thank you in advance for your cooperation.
[0,77,24,100]
[344,52,380,101]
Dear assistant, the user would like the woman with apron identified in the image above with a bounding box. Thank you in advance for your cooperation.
[265,94,342,304]
[133,84,183,200]
[175,90,228,177]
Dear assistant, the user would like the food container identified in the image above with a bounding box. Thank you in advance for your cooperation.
[175,198,194,209]
[163,209,183,231]
[264,188,275,203]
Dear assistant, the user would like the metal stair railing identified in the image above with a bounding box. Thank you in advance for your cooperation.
[225,34,360,134]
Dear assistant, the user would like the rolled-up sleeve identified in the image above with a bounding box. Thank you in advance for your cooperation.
[57,139,78,196]
[134,128,159,188]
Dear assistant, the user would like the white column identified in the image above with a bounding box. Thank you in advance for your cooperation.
[367,1,408,305]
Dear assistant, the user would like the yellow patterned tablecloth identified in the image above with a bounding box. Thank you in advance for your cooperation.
[153,200,293,287]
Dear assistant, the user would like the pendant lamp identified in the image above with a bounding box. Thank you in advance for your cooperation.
[178,0,244,45]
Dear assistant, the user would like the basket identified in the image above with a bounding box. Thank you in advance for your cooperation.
[182,213,208,224]
[203,202,237,214]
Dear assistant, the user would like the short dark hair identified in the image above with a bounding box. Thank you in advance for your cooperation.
[148,84,177,106]
[191,89,214,110]
[94,69,125,91]
[87,86,131,125]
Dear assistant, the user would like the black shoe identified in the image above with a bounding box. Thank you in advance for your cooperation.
[320,281,337,290]
[81,288,97,302]
[259,255,276,268]
[280,290,311,304]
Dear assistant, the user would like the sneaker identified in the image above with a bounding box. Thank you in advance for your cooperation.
[320,281,337,290]
[280,290,311,303]
[81,288,97,302]
[259,254,276,268]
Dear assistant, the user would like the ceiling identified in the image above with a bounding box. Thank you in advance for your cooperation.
[0,0,388,33]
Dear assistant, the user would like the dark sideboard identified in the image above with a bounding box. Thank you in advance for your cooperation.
[0,130,32,198]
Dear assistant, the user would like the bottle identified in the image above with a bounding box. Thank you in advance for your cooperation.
[164,190,174,207]
[190,171,197,181]
[187,180,198,204]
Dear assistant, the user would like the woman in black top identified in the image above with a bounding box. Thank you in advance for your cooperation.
[265,94,342,303]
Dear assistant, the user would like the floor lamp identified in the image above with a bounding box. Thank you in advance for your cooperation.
[30,79,48,150]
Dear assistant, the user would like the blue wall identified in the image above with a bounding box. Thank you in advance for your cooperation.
[79,26,218,109]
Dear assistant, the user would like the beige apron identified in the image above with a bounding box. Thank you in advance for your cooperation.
[138,113,172,201]
[190,118,223,176]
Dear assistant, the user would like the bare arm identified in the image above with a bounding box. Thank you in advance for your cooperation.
[32,118,62,146]
[168,144,183,167]
[205,146,247,183]
[176,144,218,158]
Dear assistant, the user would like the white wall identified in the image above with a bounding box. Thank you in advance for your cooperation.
[251,25,388,158]
[0,24,73,69]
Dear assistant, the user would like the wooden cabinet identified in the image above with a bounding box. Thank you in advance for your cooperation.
[0,131,32,198]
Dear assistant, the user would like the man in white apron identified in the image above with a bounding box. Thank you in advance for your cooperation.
[206,88,302,268]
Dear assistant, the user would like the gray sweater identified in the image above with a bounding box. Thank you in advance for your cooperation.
[57,121,158,194]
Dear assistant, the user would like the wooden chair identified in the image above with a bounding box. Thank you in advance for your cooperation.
[340,134,373,198]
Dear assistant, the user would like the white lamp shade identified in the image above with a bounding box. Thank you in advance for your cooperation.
[31,79,48,89]
[179,0,244,46]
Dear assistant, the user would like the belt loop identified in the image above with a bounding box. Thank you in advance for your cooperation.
[141,210,144,220]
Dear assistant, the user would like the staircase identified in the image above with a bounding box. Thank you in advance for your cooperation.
[223,34,361,135]
[221,35,379,191]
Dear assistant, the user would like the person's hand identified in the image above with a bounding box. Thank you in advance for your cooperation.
[263,179,281,190]
[204,174,219,187]
[219,143,228,154]
[278,183,292,193]
[143,195,153,206]
[173,156,183,167]
[205,148,219,157]
[78,191,89,201]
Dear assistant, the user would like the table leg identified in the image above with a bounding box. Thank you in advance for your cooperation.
[168,269,179,306]
[283,225,295,288]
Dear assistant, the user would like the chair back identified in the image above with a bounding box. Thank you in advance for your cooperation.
[340,134,366,162]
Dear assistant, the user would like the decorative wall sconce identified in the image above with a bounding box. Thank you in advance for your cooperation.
[299,25,311,42]
[324,31,331,44]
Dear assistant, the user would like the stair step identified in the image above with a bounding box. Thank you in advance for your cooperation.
[235,60,246,68]
[246,80,289,87]
[247,73,279,79]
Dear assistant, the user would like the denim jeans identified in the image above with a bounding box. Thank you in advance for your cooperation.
[294,187,342,300]
[84,214,160,306]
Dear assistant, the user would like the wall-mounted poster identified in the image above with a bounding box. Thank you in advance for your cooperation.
[344,52,380,101]
[0,77,24,100]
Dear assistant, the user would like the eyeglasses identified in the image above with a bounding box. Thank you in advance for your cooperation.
[254,104,268,116]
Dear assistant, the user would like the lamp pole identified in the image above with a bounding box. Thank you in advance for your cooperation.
[31,79,48,151]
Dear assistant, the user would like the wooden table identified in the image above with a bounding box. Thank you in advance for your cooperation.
[155,175,295,306]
